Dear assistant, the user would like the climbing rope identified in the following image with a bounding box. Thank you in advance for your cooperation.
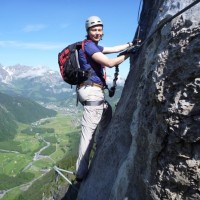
[106,0,143,97]
[108,65,119,97]
[109,0,200,95]
[136,0,143,45]
[135,0,200,48]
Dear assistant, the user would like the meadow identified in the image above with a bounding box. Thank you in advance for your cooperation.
[0,112,81,200]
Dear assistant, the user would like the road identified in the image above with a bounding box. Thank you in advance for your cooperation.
[0,135,52,199]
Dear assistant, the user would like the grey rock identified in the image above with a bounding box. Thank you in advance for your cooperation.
[77,0,200,199]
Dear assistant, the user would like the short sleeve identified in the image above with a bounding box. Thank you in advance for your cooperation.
[84,41,104,56]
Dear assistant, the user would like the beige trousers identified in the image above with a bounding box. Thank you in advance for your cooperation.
[76,85,112,179]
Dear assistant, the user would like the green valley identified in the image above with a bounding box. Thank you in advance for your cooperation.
[0,92,81,199]
[0,92,57,140]
[0,65,123,199]
[0,113,81,200]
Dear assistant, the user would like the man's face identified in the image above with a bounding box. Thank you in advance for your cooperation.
[88,25,103,42]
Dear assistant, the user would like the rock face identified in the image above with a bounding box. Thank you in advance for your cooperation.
[77,0,200,199]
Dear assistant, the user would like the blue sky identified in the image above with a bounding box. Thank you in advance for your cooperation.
[0,0,141,78]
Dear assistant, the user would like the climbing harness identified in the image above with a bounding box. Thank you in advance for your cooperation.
[106,41,142,98]
[82,100,105,106]
[106,65,119,97]
[105,44,141,98]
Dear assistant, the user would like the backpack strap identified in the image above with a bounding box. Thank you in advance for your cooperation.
[81,40,107,87]
[78,40,118,98]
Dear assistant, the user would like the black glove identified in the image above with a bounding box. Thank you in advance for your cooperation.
[126,45,140,53]
[132,38,142,46]
[118,44,140,56]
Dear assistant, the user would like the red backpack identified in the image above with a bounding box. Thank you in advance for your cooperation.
[58,41,90,85]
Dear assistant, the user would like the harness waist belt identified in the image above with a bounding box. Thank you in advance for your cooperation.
[82,100,104,106]
[79,82,104,89]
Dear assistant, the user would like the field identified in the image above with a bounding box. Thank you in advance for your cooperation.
[0,112,81,200]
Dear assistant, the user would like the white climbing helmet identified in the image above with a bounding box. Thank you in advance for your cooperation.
[85,16,103,31]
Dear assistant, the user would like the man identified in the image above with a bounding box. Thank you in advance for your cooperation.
[75,16,134,182]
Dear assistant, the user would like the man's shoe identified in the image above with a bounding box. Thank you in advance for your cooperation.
[75,177,83,183]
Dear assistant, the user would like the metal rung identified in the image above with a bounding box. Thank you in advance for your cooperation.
[53,166,75,185]
[54,166,75,175]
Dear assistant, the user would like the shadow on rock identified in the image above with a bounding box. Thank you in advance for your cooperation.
[61,182,80,200]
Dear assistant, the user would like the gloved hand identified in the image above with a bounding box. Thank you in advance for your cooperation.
[126,45,140,53]
[132,38,142,45]
[118,44,141,56]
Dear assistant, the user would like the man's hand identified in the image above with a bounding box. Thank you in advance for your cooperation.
[133,38,142,45]
[126,45,140,53]
[118,44,141,56]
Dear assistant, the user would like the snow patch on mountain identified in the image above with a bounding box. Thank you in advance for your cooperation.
[0,64,125,103]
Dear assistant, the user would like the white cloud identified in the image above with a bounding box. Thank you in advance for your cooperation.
[0,40,65,50]
[22,24,47,32]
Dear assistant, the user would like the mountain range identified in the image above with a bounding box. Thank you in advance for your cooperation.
[0,64,124,140]
[0,64,125,105]
[0,91,57,140]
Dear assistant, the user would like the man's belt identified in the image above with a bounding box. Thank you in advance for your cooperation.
[79,82,104,89]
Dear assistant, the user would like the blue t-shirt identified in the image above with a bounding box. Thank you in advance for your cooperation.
[78,40,104,85]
